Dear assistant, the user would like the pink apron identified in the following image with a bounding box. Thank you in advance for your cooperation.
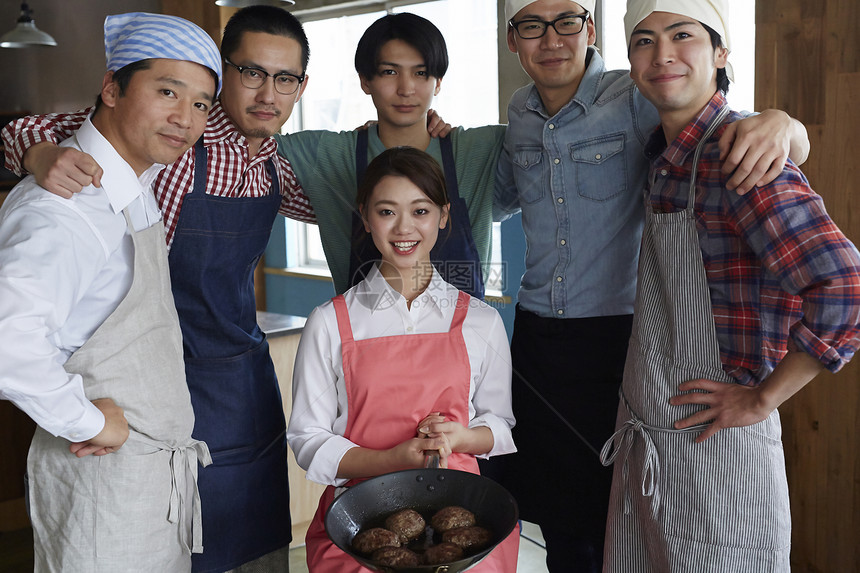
[304,290,519,572]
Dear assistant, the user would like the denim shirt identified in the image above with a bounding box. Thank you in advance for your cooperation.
[495,48,659,319]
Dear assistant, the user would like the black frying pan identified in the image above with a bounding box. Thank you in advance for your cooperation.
[325,467,519,572]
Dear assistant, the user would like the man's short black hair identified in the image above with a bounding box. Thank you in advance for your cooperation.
[94,59,152,112]
[221,5,310,74]
[354,13,448,80]
[703,23,730,94]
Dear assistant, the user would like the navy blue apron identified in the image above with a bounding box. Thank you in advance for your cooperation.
[347,130,485,298]
[168,138,291,573]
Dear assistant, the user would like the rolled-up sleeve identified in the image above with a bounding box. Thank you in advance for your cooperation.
[728,168,860,372]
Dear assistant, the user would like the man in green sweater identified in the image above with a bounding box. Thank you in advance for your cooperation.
[277,12,506,296]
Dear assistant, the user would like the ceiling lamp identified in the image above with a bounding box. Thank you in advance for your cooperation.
[0,2,57,48]
[215,0,295,6]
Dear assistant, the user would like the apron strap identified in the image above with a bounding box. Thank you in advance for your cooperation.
[332,295,355,344]
[355,128,369,187]
[264,155,280,198]
[449,291,470,333]
[192,136,207,197]
[686,106,732,211]
[438,135,461,201]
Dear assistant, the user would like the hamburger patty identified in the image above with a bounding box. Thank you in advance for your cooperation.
[385,508,426,544]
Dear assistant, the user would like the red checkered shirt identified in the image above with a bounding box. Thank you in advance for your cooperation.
[643,92,860,385]
[2,102,316,248]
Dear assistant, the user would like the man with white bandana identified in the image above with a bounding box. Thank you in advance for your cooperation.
[490,0,813,571]
[599,0,860,570]
[0,13,221,572]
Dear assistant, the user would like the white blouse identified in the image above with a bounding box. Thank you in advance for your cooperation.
[0,117,165,442]
[287,266,516,487]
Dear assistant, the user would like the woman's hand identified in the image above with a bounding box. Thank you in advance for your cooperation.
[418,412,494,457]
[389,436,452,469]
[337,434,451,478]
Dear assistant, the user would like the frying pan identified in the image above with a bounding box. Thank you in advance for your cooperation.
[325,466,519,573]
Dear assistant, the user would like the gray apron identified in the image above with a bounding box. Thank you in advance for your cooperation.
[27,209,211,573]
[600,107,791,572]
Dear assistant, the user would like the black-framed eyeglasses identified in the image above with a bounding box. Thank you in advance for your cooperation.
[509,13,589,40]
[224,58,305,95]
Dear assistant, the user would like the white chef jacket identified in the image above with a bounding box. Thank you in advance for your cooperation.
[0,117,165,442]
[287,265,516,487]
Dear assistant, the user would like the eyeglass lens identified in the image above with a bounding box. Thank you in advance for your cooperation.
[514,15,586,39]
[239,68,301,95]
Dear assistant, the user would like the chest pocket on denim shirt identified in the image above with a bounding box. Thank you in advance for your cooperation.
[569,133,626,201]
[512,147,545,205]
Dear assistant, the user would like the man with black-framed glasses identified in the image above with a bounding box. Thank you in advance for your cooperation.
[2,6,314,573]
[489,0,813,571]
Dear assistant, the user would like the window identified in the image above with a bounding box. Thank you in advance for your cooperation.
[599,0,756,112]
[282,0,504,292]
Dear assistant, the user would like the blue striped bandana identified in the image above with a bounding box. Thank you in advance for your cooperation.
[104,12,222,94]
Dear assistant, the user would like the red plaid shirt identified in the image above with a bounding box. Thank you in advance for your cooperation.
[644,92,860,385]
[2,102,316,248]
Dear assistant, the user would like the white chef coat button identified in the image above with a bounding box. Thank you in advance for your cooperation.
[70,432,80,439]
[553,158,560,165]
[548,123,555,130]
[560,239,566,246]
[406,326,414,332]
[595,153,602,160]
[557,197,564,204]
[556,276,563,282]
[557,309,564,316]
[661,169,668,176]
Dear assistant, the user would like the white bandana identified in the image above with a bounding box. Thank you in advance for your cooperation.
[624,0,733,81]
[505,0,596,23]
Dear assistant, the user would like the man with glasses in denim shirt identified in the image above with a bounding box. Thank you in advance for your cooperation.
[490,1,811,571]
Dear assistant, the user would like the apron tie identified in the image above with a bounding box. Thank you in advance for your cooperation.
[601,394,707,517]
[600,414,660,517]
[122,433,212,554]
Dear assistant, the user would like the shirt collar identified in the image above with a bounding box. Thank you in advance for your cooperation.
[74,115,165,214]
[204,100,278,160]
[358,264,451,318]
[525,47,603,118]
[646,91,728,167]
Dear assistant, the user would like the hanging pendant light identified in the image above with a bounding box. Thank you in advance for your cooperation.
[215,0,295,6]
[0,2,57,48]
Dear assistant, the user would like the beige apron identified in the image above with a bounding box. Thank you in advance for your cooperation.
[27,210,211,573]
[600,107,791,571]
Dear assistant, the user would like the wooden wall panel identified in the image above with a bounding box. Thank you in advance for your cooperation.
[757,0,860,571]
[159,0,223,46]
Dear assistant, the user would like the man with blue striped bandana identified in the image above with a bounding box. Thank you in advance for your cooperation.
[0,13,221,572]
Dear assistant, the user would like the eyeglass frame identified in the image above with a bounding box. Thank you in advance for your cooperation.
[508,13,590,40]
[223,58,306,95]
